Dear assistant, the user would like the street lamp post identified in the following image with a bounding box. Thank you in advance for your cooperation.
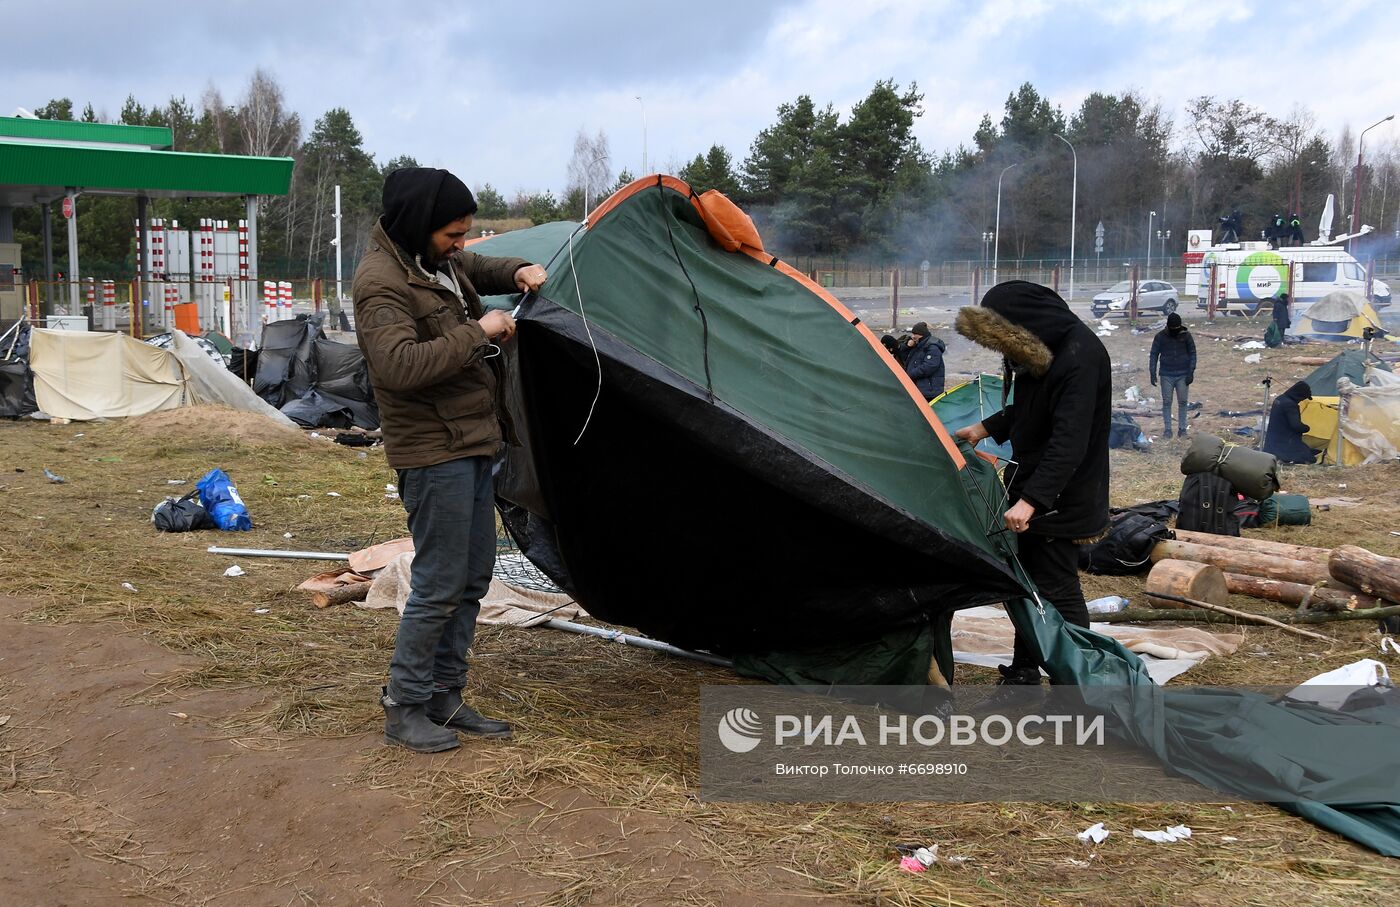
[993,163,1019,287]
[635,95,648,175]
[333,184,343,312]
[1351,113,1394,251]
[1146,210,1156,278]
[1156,229,1172,281]
[1053,134,1077,301]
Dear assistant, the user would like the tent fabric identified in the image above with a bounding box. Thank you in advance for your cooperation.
[470,177,1400,856]
[1304,349,1391,397]
[169,331,298,428]
[930,374,1013,462]
[30,329,185,419]
[1300,352,1398,465]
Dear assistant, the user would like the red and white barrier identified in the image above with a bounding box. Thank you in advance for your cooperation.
[263,280,277,323]
[84,277,96,312]
[101,280,116,330]
[279,280,293,316]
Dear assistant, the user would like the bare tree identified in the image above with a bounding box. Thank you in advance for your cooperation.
[1186,96,1279,163]
[565,129,613,208]
[239,69,301,159]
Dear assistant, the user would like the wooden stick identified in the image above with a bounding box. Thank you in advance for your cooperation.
[310,580,372,609]
[1134,590,1334,641]
[1094,604,1400,625]
[1151,539,1330,585]
[1221,573,1377,612]
[1170,529,1331,565]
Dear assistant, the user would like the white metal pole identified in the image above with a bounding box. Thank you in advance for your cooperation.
[636,95,647,174]
[334,184,343,309]
[1055,134,1076,301]
[65,190,80,314]
[994,163,1018,288]
[1146,210,1155,278]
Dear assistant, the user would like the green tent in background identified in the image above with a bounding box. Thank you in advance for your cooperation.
[468,176,1400,857]
[1304,348,1392,396]
[930,373,1013,462]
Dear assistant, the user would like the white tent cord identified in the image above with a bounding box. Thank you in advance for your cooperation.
[571,227,603,446]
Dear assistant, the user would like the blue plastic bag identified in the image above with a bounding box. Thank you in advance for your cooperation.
[196,468,252,531]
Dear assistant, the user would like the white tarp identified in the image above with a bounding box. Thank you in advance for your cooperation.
[30,329,185,419]
[169,330,297,428]
[1338,376,1400,465]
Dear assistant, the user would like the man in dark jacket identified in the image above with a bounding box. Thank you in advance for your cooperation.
[353,167,548,753]
[1263,380,1318,464]
[953,281,1111,686]
[1272,292,1291,333]
[1149,313,1197,438]
[903,322,947,399]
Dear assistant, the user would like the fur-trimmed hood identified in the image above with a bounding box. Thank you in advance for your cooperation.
[956,306,1053,378]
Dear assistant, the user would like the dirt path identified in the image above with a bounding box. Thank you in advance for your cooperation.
[0,597,828,906]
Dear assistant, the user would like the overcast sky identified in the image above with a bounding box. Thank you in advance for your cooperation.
[9,0,1399,197]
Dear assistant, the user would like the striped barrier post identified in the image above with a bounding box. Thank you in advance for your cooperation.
[84,277,96,315]
[263,280,277,323]
[279,280,293,316]
[101,280,116,330]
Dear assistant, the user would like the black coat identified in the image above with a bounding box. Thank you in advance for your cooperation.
[1149,328,1196,380]
[963,282,1112,540]
[904,334,946,399]
[1272,297,1291,331]
[1263,381,1317,464]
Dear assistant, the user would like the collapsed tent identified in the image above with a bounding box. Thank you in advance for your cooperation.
[1296,291,1391,342]
[929,374,1012,462]
[1298,350,1399,464]
[0,321,37,418]
[250,313,379,430]
[26,328,296,425]
[463,176,1400,856]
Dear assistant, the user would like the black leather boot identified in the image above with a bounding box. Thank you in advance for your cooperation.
[427,688,513,738]
[382,686,460,753]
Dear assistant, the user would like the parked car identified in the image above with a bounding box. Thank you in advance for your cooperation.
[1090,280,1179,318]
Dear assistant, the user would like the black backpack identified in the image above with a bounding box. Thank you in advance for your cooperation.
[1079,512,1172,575]
[151,489,215,532]
[1177,472,1240,536]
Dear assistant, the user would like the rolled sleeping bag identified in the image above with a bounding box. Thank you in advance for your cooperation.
[1180,433,1280,501]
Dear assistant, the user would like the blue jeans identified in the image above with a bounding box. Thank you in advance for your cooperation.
[1160,374,1189,434]
[388,456,495,704]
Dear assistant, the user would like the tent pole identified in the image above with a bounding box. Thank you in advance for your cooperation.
[542,618,733,667]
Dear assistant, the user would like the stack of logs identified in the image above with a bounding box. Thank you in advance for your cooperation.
[1139,530,1400,635]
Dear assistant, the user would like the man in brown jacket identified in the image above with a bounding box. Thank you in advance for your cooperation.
[354,167,547,753]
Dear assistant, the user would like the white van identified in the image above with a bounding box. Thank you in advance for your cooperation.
[1187,243,1390,315]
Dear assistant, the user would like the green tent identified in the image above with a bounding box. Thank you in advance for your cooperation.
[1304,348,1392,396]
[470,177,1400,857]
[930,373,1013,462]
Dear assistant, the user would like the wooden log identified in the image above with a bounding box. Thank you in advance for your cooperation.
[1145,560,1229,609]
[1111,590,1334,641]
[310,580,372,609]
[1329,545,1400,604]
[1094,604,1400,625]
[1221,573,1379,612]
[1288,356,1332,366]
[1170,529,1331,565]
[1150,539,1330,585]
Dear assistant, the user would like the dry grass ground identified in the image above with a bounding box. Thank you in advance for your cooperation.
[0,313,1397,905]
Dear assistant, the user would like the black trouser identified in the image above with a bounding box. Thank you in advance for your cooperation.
[1010,533,1091,672]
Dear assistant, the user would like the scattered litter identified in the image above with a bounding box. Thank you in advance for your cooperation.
[197,468,253,531]
[43,468,65,484]
[1243,353,1261,364]
[252,608,270,614]
[51,416,71,425]
[1133,825,1192,843]
[283,532,293,539]
[121,582,139,592]
[0,715,11,727]
[1077,822,1110,844]
[73,432,84,438]
[385,483,398,493]
[297,494,311,500]
[914,845,938,867]
[944,854,969,866]
[1067,858,1092,868]
[327,491,341,497]
[223,565,246,577]
[309,431,322,439]
[1338,483,1348,489]
[1222,806,1234,812]
[1235,340,1266,350]
[169,712,188,720]
[1087,595,1129,615]
[166,479,186,485]
[898,856,925,873]
[1288,659,1391,709]
[1222,836,1239,843]
[1124,385,1141,402]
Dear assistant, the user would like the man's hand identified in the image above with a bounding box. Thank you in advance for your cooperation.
[1150,375,1158,386]
[1186,375,1194,385]
[1004,499,1036,534]
[479,310,516,342]
[514,264,548,293]
[954,421,990,443]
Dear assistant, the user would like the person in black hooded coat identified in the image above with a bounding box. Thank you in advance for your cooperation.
[1262,381,1318,464]
[953,281,1112,685]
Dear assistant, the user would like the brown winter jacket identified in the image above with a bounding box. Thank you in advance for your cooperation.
[352,220,529,468]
